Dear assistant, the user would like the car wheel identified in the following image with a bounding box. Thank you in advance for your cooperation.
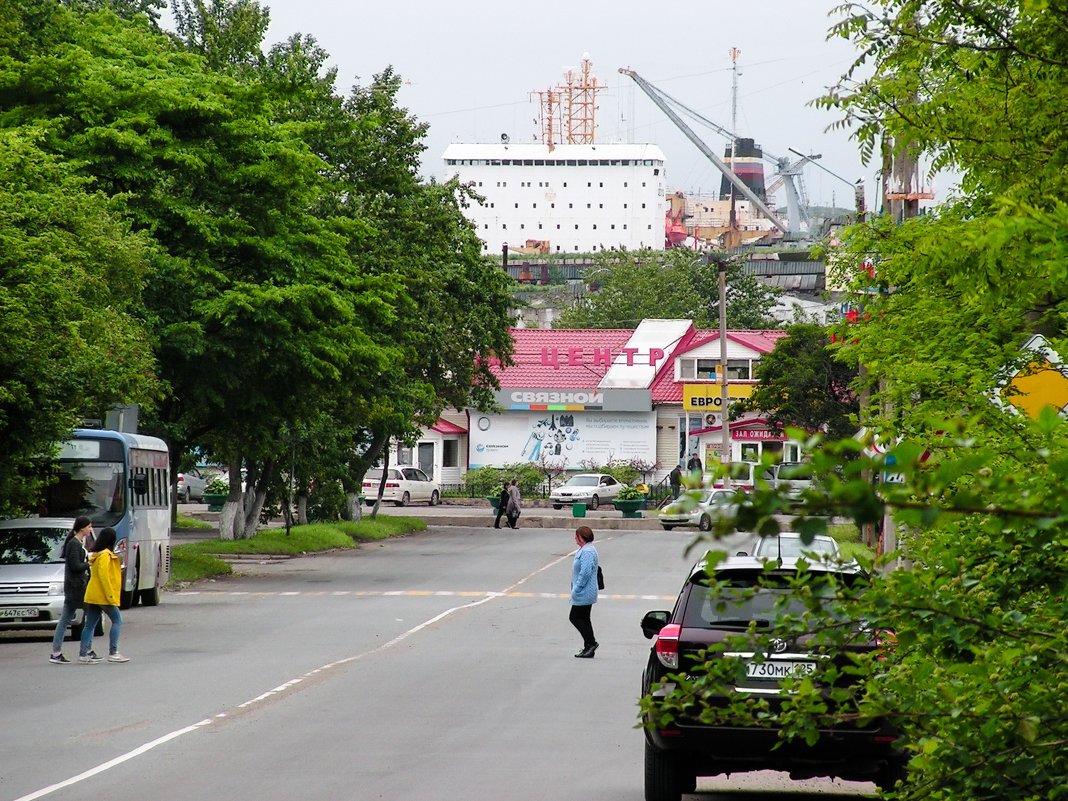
[429,490,440,506]
[553,505,562,510]
[395,491,410,507]
[588,495,599,511]
[698,514,712,532]
[644,741,684,801]
[661,524,675,531]
[179,488,188,503]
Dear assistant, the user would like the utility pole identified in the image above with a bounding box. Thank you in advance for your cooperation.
[718,256,731,488]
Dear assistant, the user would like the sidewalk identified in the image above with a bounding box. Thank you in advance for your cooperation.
[176,499,667,537]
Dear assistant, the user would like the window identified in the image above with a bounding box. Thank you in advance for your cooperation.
[443,440,459,468]
[679,360,695,379]
[727,359,751,380]
[397,447,412,465]
[696,359,718,379]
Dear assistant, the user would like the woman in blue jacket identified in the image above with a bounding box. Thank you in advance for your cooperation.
[569,525,599,658]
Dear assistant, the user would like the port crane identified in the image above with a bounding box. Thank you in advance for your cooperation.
[619,68,839,237]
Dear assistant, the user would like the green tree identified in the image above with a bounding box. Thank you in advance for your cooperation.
[0,126,157,512]
[737,323,859,439]
[554,248,780,329]
[652,3,1068,799]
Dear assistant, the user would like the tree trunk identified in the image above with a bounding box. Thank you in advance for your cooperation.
[219,500,239,541]
[297,493,309,525]
[370,441,391,520]
[345,491,362,522]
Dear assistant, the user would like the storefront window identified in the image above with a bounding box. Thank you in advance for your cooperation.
[397,446,413,466]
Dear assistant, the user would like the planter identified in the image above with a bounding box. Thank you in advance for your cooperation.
[612,499,645,518]
[203,492,228,512]
[487,496,502,510]
[572,503,587,518]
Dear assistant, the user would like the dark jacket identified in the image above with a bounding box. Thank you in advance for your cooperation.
[669,466,683,488]
[62,535,90,604]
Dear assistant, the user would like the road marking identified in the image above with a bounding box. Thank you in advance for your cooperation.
[12,536,644,801]
[177,589,675,600]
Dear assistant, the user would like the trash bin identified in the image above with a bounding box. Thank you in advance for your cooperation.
[572,503,587,518]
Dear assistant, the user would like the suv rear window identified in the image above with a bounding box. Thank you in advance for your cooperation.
[681,569,862,629]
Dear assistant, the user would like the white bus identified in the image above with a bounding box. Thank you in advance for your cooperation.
[39,429,171,608]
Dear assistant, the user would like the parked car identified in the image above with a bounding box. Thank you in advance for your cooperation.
[549,473,624,510]
[658,489,739,531]
[764,461,813,501]
[362,467,440,507]
[639,555,904,800]
[176,467,210,502]
[0,518,102,639]
[750,532,841,561]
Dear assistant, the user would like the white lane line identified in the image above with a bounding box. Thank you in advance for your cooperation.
[11,721,212,801]
[12,537,624,801]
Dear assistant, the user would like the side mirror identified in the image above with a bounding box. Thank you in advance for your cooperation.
[640,610,671,640]
[131,474,149,496]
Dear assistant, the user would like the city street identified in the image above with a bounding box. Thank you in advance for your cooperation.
[3,524,875,801]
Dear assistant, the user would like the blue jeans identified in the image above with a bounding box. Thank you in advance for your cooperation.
[51,599,81,653]
[80,604,122,656]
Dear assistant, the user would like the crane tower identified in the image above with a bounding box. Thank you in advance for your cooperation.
[533,55,604,146]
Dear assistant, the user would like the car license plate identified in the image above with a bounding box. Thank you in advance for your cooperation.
[0,607,37,619]
[745,660,816,679]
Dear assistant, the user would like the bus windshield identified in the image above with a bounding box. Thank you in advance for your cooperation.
[42,438,125,527]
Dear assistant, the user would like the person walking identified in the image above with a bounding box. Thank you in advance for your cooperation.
[493,482,510,529]
[569,525,599,658]
[49,516,94,664]
[505,478,522,529]
[687,453,703,474]
[79,527,129,664]
[669,464,683,499]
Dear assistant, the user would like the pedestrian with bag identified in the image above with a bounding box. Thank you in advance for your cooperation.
[49,516,94,665]
[78,527,129,664]
[569,525,599,658]
[506,478,522,529]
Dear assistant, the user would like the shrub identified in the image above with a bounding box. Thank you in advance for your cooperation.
[463,463,545,496]
[615,485,645,501]
[205,477,228,494]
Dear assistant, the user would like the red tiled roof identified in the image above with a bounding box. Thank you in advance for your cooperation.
[431,418,467,435]
[491,328,636,389]
[672,329,787,358]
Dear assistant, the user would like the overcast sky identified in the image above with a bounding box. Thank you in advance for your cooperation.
[167,1,932,211]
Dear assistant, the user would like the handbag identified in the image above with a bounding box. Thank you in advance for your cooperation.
[597,565,605,590]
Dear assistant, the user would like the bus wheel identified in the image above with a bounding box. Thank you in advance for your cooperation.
[120,559,140,609]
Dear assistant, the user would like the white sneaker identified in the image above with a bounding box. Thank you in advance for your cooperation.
[78,653,103,664]
[107,653,130,663]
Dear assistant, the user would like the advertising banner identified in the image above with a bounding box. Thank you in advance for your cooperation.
[469,410,656,468]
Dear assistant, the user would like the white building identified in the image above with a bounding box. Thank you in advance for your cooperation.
[441,142,667,254]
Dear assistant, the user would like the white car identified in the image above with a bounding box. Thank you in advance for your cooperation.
[0,518,99,639]
[176,467,210,502]
[752,532,841,561]
[659,488,739,531]
[549,473,624,510]
[362,467,441,507]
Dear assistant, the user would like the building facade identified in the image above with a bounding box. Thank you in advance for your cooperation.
[398,321,795,489]
[441,142,667,255]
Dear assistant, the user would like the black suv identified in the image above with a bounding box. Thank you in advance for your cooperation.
[639,555,905,801]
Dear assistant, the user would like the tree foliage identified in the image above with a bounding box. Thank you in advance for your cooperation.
[647,3,1068,798]
[738,323,859,439]
[554,248,780,329]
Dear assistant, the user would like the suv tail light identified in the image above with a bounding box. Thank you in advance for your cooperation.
[655,623,681,669]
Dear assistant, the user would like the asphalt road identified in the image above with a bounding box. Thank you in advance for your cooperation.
[2,524,875,801]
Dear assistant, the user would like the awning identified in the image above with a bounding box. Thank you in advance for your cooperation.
[431,419,467,435]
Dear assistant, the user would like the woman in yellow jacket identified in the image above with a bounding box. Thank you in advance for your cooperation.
[78,527,129,664]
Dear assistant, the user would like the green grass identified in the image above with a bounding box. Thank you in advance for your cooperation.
[825,522,873,562]
[175,514,213,530]
[168,516,426,587]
